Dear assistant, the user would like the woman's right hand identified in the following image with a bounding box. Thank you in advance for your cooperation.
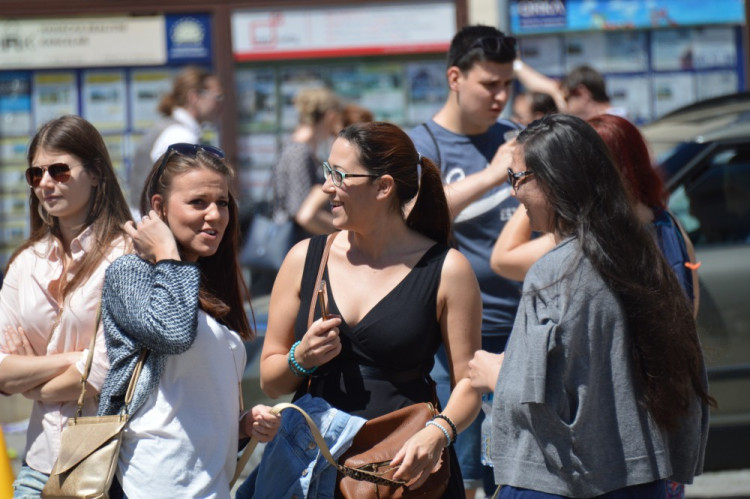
[295,316,342,370]
[3,325,33,356]
[122,209,180,262]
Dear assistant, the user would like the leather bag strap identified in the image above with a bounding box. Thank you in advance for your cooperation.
[230,402,406,490]
[307,232,338,329]
[75,303,147,418]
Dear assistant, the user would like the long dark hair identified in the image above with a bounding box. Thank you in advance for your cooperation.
[9,115,132,298]
[517,114,714,429]
[338,122,451,245]
[141,148,253,340]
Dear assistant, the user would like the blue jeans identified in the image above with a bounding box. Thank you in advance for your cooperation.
[13,463,48,499]
[431,333,510,493]
[497,480,667,499]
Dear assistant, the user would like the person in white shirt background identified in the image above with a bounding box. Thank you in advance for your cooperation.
[129,66,224,215]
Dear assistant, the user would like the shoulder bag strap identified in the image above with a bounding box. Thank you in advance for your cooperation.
[75,304,102,417]
[230,402,406,490]
[421,122,441,168]
[233,233,340,489]
[76,304,148,418]
[307,232,339,329]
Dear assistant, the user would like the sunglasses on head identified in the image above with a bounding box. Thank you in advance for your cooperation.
[452,35,517,66]
[25,163,72,187]
[154,143,225,181]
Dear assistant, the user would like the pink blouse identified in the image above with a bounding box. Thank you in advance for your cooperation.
[0,226,130,473]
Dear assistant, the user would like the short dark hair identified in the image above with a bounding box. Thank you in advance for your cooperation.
[447,25,516,71]
[529,92,558,116]
[562,65,609,103]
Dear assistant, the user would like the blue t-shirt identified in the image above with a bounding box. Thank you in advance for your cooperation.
[409,120,522,338]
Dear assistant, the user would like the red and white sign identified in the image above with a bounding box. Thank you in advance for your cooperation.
[231,2,456,61]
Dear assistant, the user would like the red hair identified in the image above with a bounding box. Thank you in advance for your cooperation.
[588,114,667,209]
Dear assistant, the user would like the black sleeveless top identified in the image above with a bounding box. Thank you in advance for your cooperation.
[293,234,450,420]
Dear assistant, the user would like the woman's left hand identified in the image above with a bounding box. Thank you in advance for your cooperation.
[390,424,445,489]
[3,325,34,356]
[241,404,282,443]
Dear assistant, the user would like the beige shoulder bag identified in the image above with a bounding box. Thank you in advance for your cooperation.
[42,305,147,499]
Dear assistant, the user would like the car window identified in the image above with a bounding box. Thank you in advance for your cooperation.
[668,142,750,246]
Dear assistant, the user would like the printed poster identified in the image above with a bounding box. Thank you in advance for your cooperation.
[33,71,78,126]
[130,69,175,131]
[653,73,695,117]
[82,70,127,131]
[406,62,448,125]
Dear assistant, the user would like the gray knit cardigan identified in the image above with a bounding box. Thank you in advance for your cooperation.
[97,254,200,417]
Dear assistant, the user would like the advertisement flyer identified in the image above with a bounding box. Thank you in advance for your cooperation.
[653,73,695,117]
[82,70,128,131]
[406,62,448,125]
[0,72,32,137]
[33,71,78,126]
[130,69,175,131]
[236,68,278,133]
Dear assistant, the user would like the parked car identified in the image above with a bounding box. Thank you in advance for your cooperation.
[641,92,750,471]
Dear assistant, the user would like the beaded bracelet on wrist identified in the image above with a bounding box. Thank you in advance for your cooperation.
[432,414,457,445]
[425,420,452,448]
[288,340,317,377]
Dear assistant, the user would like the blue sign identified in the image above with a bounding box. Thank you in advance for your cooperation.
[517,0,567,31]
[510,0,745,34]
[165,14,213,65]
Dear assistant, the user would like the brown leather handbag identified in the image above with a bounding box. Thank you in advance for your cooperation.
[336,402,450,498]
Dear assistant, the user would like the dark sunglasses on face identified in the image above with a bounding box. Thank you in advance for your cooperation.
[25,163,72,187]
[507,167,535,191]
[154,143,225,181]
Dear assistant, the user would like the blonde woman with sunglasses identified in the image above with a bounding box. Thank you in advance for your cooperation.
[0,115,132,497]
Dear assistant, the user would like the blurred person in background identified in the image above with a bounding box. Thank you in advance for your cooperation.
[130,66,224,215]
[271,87,342,238]
[511,91,558,126]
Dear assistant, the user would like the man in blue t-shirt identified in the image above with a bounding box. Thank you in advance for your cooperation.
[409,25,521,498]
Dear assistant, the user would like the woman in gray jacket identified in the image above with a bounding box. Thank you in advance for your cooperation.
[470,114,713,499]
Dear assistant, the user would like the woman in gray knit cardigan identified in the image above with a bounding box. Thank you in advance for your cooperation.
[97,143,280,498]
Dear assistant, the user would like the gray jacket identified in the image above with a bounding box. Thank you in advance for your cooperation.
[491,237,709,497]
[97,255,200,417]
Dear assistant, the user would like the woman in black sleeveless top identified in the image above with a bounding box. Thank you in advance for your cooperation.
[260,122,482,497]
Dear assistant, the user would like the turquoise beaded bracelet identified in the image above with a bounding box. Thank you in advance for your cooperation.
[288,340,317,377]
[425,420,452,448]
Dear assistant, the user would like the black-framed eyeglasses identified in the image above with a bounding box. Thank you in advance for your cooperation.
[154,143,225,182]
[452,35,517,66]
[322,161,379,187]
[25,163,72,187]
[507,167,534,191]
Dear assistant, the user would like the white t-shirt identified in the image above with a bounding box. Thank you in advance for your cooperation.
[149,107,202,162]
[118,311,246,499]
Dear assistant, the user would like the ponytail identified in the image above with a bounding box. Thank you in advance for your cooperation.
[406,156,451,245]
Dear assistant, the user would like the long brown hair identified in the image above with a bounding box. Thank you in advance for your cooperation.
[8,115,132,299]
[141,148,254,340]
[338,122,451,245]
